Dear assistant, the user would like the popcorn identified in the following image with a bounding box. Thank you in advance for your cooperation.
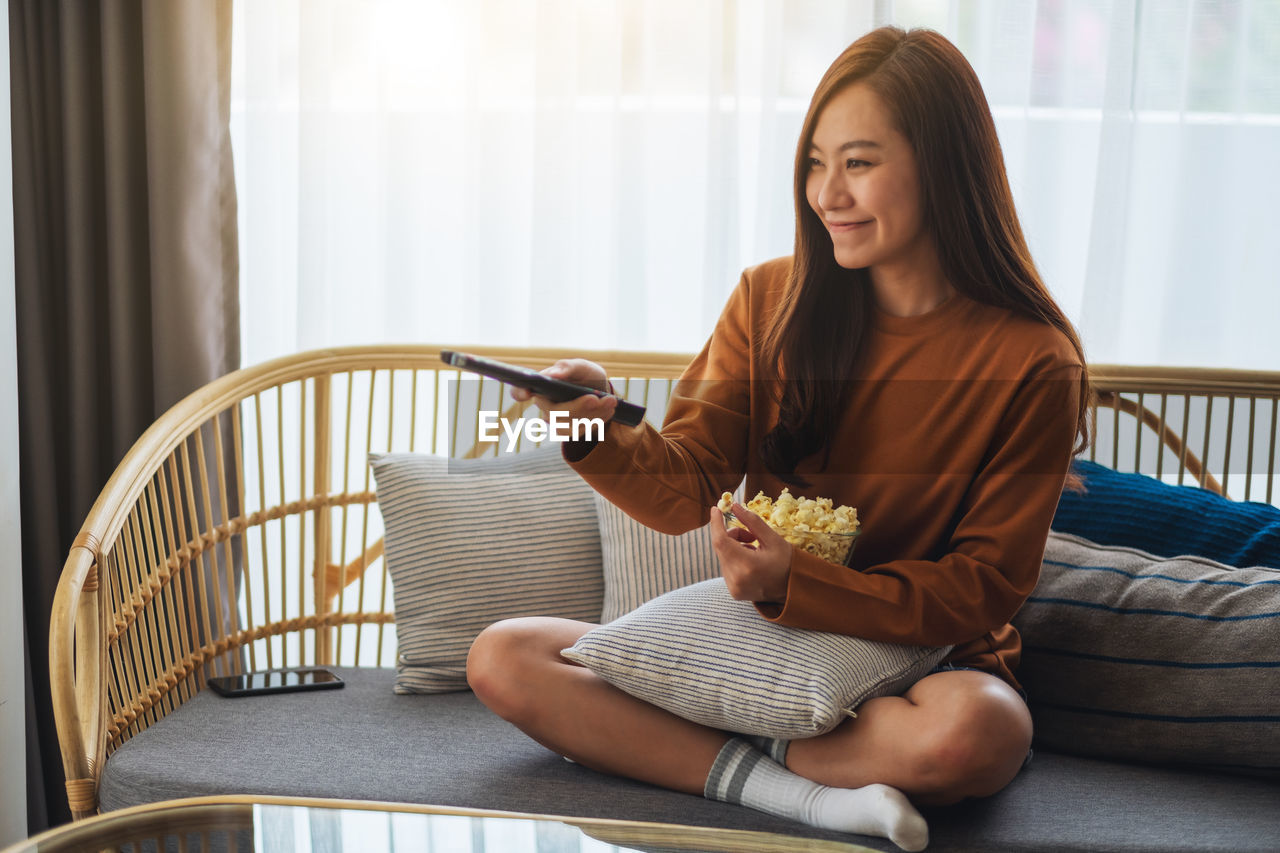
[717,488,860,563]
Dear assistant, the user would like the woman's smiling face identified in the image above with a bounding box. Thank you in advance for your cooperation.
[804,82,931,273]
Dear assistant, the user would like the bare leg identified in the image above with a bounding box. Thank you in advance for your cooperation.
[466,616,727,794]
[468,618,1026,849]
[786,669,1034,806]
[468,616,932,850]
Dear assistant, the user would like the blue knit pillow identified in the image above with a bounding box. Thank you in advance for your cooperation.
[1052,459,1280,568]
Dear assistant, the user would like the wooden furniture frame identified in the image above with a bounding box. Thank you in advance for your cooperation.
[49,346,1280,819]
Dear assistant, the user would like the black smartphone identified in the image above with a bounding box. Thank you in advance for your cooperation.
[440,350,646,427]
[207,667,344,698]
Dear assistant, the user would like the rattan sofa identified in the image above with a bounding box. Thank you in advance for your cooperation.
[50,345,1280,852]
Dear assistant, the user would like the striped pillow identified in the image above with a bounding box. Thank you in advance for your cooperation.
[594,494,721,622]
[371,446,603,693]
[1013,532,1280,775]
[562,578,950,738]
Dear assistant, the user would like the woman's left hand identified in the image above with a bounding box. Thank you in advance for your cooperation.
[709,503,793,604]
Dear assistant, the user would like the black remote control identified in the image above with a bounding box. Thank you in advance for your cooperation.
[440,350,646,428]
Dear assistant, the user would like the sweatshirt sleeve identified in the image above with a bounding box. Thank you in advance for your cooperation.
[757,362,1083,647]
[566,272,757,535]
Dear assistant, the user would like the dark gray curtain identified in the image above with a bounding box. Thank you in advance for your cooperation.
[11,0,238,831]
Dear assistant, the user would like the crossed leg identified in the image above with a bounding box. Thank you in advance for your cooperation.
[467,616,1032,810]
[785,668,1033,806]
[467,616,723,793]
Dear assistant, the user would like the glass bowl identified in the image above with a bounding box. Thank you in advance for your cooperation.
[722,510,860,567]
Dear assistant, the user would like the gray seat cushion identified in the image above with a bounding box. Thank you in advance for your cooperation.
[100,667,1280,852]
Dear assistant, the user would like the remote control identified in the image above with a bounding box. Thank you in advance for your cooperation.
[440,350,646,428]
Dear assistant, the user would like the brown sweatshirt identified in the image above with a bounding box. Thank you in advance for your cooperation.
[569,256,1082,688]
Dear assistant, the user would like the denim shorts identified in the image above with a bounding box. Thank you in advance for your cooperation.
[929,662,1029,702]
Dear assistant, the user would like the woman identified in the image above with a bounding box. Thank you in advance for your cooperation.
[467,26,1089,852]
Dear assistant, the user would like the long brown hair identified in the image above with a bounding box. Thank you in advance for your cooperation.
[759,26,1091,484]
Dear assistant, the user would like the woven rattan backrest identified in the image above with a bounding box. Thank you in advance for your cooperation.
[1089,365,1280,504]
[226,354,690,676]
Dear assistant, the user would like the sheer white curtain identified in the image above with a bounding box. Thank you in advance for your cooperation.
[231,0,1280,370]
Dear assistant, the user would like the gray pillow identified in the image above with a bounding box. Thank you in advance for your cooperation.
[371,446,603,693]
[1014,532,1280,775]
[594,493,721,622]
[562,578,950,738]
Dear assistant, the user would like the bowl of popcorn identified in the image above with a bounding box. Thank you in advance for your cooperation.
[717,488,860,566]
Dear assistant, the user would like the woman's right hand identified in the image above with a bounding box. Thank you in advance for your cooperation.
[511,358,618,424]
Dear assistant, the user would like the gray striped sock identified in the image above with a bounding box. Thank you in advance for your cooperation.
[703,737,764,803]
[703,737,929,852]
[745,734,791,765]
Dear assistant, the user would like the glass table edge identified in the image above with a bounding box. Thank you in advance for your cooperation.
[7,794,882,853]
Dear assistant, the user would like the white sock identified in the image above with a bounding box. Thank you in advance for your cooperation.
[704,738,929,852]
